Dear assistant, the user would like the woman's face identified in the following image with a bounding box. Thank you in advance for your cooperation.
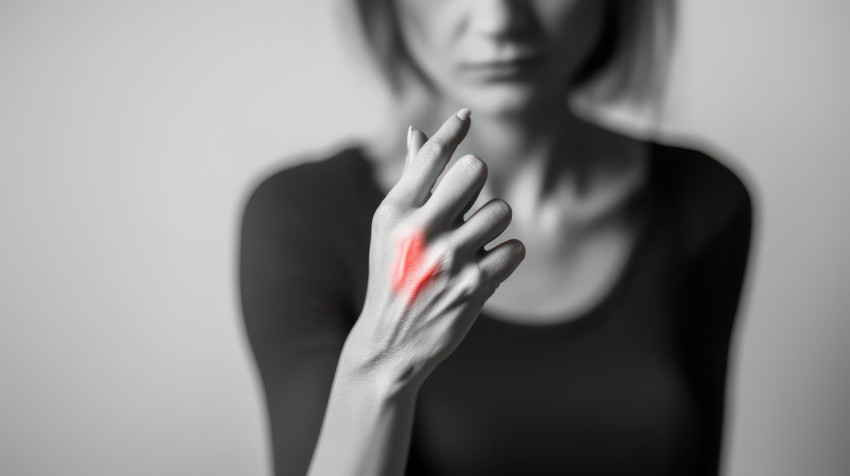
[395,0,606,116]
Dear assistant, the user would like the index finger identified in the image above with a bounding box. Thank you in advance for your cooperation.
[391,108,472,206]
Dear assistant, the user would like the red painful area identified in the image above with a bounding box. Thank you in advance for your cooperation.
[391,229,441,305]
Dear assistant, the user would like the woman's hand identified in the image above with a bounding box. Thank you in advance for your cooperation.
[344,109,526,392]
[309,109,524,476]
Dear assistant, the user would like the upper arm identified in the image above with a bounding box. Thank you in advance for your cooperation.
[239,167,354,475]
[680,163,755,474]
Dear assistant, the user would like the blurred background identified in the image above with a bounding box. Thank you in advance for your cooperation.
[2,1,848,475]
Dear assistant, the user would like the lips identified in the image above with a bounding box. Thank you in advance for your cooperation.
[459,56,547,81]
[463,56,546,70]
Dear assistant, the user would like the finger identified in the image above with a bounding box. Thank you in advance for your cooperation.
[404,127,428,172]
[393,109,472,206]
[404,126,413,169]
[478,239,526,286]
[452,198,512,254]
[457,182,483,222]
[422,154,487,225]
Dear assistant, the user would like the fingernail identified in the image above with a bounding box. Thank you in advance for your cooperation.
[407,126,413,150]
[456,108,471,121]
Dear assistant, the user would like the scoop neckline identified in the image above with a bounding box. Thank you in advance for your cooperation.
[350,142,660,331]
[481,181,657,332]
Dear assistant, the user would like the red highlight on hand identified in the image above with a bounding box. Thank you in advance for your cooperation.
[391,229,441,304]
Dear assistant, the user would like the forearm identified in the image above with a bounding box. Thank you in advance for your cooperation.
[306,336,420,476]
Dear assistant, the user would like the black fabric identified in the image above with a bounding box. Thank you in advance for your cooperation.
[239,141,753,476]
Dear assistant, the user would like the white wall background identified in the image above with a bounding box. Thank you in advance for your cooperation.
[2,1,848,475]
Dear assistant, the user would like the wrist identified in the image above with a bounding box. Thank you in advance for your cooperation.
[338,326,423,401]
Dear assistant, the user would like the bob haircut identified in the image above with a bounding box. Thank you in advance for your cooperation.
[354,0,677,130]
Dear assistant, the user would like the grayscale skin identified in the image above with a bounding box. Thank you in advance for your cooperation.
[307,2,647,475]
[349,109,526,394]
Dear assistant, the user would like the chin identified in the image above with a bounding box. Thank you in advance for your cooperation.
[450,82,551,118]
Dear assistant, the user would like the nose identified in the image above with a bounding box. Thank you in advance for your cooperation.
[467,0,533,40]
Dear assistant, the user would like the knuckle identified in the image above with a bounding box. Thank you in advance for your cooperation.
[461,264,484,293]
[491,199,512,220]
[372,201,401,229]
[438,244,460,274]
[373,203,393,221]
[459,155,486,176]
[410,206,438,229]
[419,140,447,160]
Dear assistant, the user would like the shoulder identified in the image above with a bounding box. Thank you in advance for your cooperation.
[239,147,368,246]
[649,139,754,253]
[243,147,370,215]
[239,146,381,272]
[240,147,382,236]
[239,148,371,287]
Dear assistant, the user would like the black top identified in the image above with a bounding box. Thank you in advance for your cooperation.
[239,141,753,476]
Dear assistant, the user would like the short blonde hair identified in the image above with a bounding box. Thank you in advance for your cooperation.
[354,0,677,133]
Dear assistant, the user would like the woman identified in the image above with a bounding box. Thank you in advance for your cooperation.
[239,1,754,475]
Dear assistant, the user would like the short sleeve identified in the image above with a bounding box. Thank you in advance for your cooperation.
[238,164,355,475]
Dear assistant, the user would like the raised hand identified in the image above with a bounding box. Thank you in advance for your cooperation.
[344,109,526,393]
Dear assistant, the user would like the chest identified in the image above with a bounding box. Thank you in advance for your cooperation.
[405,214,699,476]
[483,191,651,325]
[484,214,644,324]
[477,153,652,324]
